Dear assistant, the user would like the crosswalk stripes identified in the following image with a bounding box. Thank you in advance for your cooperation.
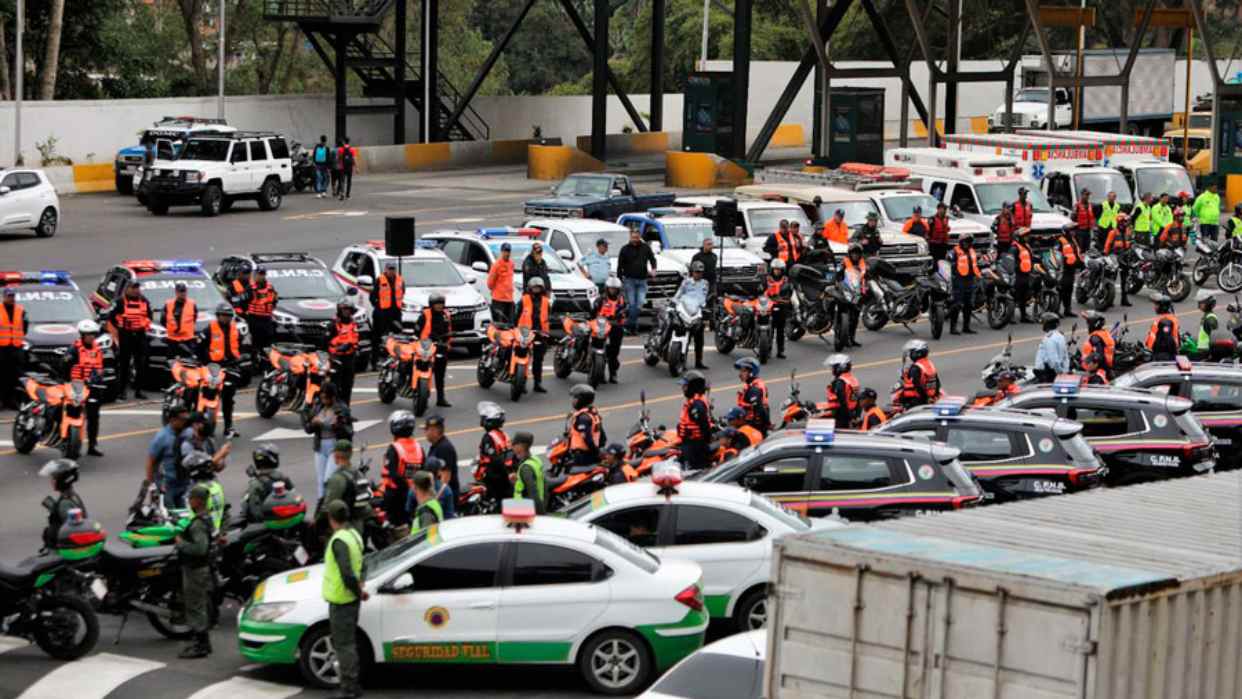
[184,676,303,699]
[15,652,164,699]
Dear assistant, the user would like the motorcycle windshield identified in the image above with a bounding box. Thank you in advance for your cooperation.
[934,260,952,283]
[843,269,862,293]
[677,297,703,319]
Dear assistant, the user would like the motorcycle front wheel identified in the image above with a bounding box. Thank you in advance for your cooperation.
[1124,274,1144,296]
[254,378,281,418]
[588,353,605,388]
[667,341,684,377]
[552,343,574,379]
[12,415,38,454]
[715,328,736,355]
[33,594,99,660]
[377,368,398,404]
[1094,282,1115,311]
[62,426,82,459]
[757,327,772,364]
[1220,263,1242,294]
[413,377,430,417]
[1192,257,1214,287]
[510,364,527,402]
[1166,273,1192,302]
[988,296,1014,330]
[860,300,888,332]
[788,315,806,342]
[643,335,662,367]
[476,355,496,388]
[1037,289,1061,317]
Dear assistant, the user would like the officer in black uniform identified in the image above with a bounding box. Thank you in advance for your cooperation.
[677,371,714,472]
[419,292,453,408]
[39,459,85,550]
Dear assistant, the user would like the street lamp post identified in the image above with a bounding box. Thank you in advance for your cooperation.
[217,0,226,120]
[14,0,23,165]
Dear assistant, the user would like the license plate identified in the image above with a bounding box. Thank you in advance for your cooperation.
[90,578,108,600]
[294,546,309,565]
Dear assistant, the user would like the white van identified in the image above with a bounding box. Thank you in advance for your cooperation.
[1018,129,1195,202]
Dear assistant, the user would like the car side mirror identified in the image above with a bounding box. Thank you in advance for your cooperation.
[0,186,9,196]
[557,249,573,261]
[383,572,414,593]
[650,241,663,254]
[467,276,478,285]
[471,261,489,273]
[356,275,374,288]
[346,287,359,297]
[610,189,623,198]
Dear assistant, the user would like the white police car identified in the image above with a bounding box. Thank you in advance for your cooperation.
[566,464,845,632]
[639,629,766,699]
[238,501,708,695]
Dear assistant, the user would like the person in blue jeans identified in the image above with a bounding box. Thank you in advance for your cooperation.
[617,228,657,334]
[145,407,191,508]
[311,135,331,198]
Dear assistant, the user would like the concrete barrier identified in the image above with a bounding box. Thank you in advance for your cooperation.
[573,132,670,157]
[770,124,805,148]
[527,145,606,180]
[356,138,556,174]
[38,164,117,195]
[665,151,751,189]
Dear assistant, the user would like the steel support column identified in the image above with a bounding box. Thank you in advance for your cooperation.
[731,0,753,160]
[420,0,439,143]
[591,0,609,160]
[944,0,960,135]
[861,0,929,145]
[446,0,538,136]
[334,32,348,143]
[812,0,828,158]
[557,0,647,132]
[651,0,665,131]
[1185,0,1226,173]
[394,0,407,143]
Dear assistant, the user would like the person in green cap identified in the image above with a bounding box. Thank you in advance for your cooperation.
[323,499,367,699]
[176,484,215,659]
[317,440,374,542]
[510,431,546,514]
[1192,181,1222,242]
[409,471,443,535]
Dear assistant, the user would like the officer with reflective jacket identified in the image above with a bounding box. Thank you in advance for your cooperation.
[1195,290,1219,357]
[825,354,859,429]
[242,443,292,524]
[409,471,444,535]
[184,450,226,533]
[370,262,404,369]
[1081,353,1109,386]
[1011,227,1036,322]
[237,267,279,363]
[196,303,243,439]
[1145,294,1181,362]
[734,357,770,437]
[477,401,512,502]
[381,410,422,534]
[418,292,453,408]
[65,320,105,457]
[40,458,85,551]
[317,439,373,537]
[1103,213,1135,307]
[329,301,360,405]
[566,384,606,467]
[837,244,867,350]
[857,388,888,431]
[947,233,981,335]
[103,281,152,400]
[766,259,793,359]
[896,339,941,409]
[1057,224,1083,317]
[511,431,547,514]
[517,276,551,393]
[592,276,628,383]
[723,407,762,449]
[1080,310,1115,373]
[0,286,28,411]
[677,371,714,472]
[764,218,805,267]
[163,281,198,359]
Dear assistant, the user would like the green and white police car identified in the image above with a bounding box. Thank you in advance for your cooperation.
[566,463,846,632]
[238,502,708,695]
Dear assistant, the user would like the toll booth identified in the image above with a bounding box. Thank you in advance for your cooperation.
[683,72,735,156]
[823,87,886,168]
[1218,84,1242,210]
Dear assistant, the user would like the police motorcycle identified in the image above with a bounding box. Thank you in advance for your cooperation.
[860,258,951,339]
[254,342,333,426]
[778,370,829,429]
[980,334,1037,389]
[644,296,704,377]
[974,250,1016,330]
[625,391,680,477]
[1030,249,1066,318]
[715,292,775,363]
[554,314,611,388]
[477,322,537,402]
[1192,235,1242,293]
[377,332,437,416]
[162,358,231,428]
[787,248,843,338]
[1075,248,1119,311]
[289,141,316,193]
[12,372,91,458]
[1131,244,1192,302]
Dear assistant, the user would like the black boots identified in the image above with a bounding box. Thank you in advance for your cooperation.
[949,310,960,336]
[87,444,103,457]
[436,393,451,408]
[179,632,212,659]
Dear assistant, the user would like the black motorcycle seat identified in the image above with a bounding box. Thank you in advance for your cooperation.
[104,538,176,562]
[0,553,62,583]
[228,523,271,547]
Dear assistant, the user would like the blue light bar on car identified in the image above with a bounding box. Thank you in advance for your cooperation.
[1052,374,1080,395]
[931,396,966,417]
[161,259,204,273]
[39,270,71,284]
[804,419,836,445]
[478,227,518,239]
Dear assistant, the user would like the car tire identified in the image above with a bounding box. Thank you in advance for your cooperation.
[201,185,223,217]
[258,178,283,211]
[149,199,169,216]
[733,587,769,632]
[578,628,652,696]
[219,197,234,213]
[115,175,133,195]
[297,624,341,689]
[35,207,58,237]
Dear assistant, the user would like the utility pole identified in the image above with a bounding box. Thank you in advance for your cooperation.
[217,0,226,119]
[14,0,23,165]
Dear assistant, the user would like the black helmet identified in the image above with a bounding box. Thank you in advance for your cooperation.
[680,370,708,397]
[477,401,505,431]
[603,443,625,459]
[959,234,974,247]
[691,261,705,274]
[904,339,929,361]
[570,384,596,410]
[252,443,280,470]
[429,292,446,307]
[1151,292,1173,312]
[215,302,234,317]
[859,387,878,402]
[183,450,215,480]
[1080,310,1105,332]
[527,277,546,292]
[734,356,760,377]
[39,458,79,490]
[826,353,852,375]
[337,300,355,316]
[847,243,863,258]
[1040,311,1061,330]
[389,409,417,438]
[423,455,445,473]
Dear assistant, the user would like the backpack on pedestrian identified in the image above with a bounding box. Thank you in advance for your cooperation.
[1151,318,1178,357]
[341,147,356,171]
[313,144,328,164]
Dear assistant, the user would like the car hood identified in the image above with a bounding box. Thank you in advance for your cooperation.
[25,323,85,347]
[525,195,600,207]
[254,564,324,604]
[609,255,688,275]
[275,297,348,321]
[996,102,1049,116]
[151,158,220,172]
[661,248,763,267]
[402,284,484,310]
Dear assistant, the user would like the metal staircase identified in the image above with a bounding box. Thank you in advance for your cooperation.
[264,0,489,142]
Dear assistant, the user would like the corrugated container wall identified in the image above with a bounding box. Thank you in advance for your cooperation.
[766,471,1242,699]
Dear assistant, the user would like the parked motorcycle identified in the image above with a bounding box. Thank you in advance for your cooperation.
[644,297,704,377]
[625,392,679,477]
[543,436,609,511]
[1193,236,1242,293]
[1074,249,1119,311]
[980,334,1037,389]
[1132,244,1191,302]
[975,252,1016,330]
[788,249,840,338]
[162,359,231,427]
[377,333,437,416]
[554,315,610,388]
[477,324,537,402]
[254,343,332,426]
[860,258,950,338]
[290,141,316,193]
[778,370,828,429]
[716,294,775,363]
[11,374,91,458]
[1028,250,1065,318]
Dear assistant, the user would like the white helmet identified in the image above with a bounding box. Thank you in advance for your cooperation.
[770,259,787,272]
[605,276,622,290]
[77,320,100,335]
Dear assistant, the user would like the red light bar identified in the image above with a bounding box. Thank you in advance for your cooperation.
[502,498,536,529]
[365,240,386,249]
[514,228,542,238]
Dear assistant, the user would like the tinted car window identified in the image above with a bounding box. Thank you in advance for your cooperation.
[740,456,808,494]
[231,144,248,163]
[673,505,763,546]
[951,184,979,214]
[549,230,574,255]
[945,429,1015,461]
[1,173,21,189]
[818,455,895,490]
[18,172,41,188]
[249,140,268,161]
[650,652,764,699]
[592,506,662,548]
[411,543,503,591]
[268,138,290,160]
[512,543,601,586]
[1188,382,1242,411]
[1065,405,1132,437]
[439,240,468,264]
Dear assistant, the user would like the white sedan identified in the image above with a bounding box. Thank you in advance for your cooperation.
[640,630,766,699]
[238,507,708,695]
[0,168,59,237]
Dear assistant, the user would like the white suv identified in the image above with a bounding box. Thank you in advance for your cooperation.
[141,132,292,217]
[0,168,60,238]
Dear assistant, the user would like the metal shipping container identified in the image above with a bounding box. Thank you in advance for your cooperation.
[1022,49,1175,127]
[766,471,1242,699]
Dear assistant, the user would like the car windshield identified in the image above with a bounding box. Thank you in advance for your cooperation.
[1073,173,1133,205]
[1188,113,1212,129]
[554,176,612,199]
[748,493,810,531]
[974,183,1053,214]
[263,266,346,299]
[661,222,717,249]
[648,651,764,699]
[10,288,92,324]
[573,231,632,256]
[880,194,942,221]
[1136,167,1195,199]
[178,139,230,161]
[815,200,879,226]
[137,276,222,308]
[366,528,436,579]
[1016,89,1050,103]
[391,258,466,287]
[745,207,814,237]
[484,242,571,273]
[593,527,660,573]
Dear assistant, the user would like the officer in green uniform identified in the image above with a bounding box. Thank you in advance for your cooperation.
[1192,181,1222,242]
[184,451,226,533]
[39,459,86,550]
[1097,191,1121,249]
[409,471,443,535]
[323,499,367,699]
[510,431,547,514]
[176,484,215,659]
[1152,193,1174,235]
[243,443,292,524]
[1133,192,1154,245]
[1227,203,1242,238]
[317,440,374,539]
[1196,290,1219,355]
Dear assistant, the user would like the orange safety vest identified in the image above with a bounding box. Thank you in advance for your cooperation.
[230,279,248,314]
[827,373,860,412]
[902,217,929,239]
[774,231,803,264]
[1059,236,1080,267]
[246,282,277,317]
[678,395,708,441]
[597,296,624,319]
[329,320,359,356]
[929,215,951,245]
[207,320,241,362]
[69,340,103,382]
[1104,228,1132,253]
[1080,369,1109,386]
[0,304,25,347]
[118,297,151,331]
[1086,329,1115,368]
[737,424,763,447]
[1159,223,1187,248]
[860,406,887,431]
[843,257,867,285]
[765,275,789,301]
[953,246,980,278]
[487,259,515,303]
[164,298,197,342]
[1015,242,1033,273]
[821,220,850,245]
[1013,201,1033,229]
[376,274,405,311]
[384,437,423,490]
[485,429,509,456]
[900,358,940,402]
[419,307,452,342]
[568,408,603,452]
[517,293,550,332]
[737,378,768,422]
[1145,314,1180,350]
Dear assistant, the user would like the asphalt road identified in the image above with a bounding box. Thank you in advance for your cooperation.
[0,167,1219,698]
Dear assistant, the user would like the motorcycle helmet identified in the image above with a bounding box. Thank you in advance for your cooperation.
[1040,311,1061,331]
[690,261,705,275]
[337,300,355,317]
[1083,352,1103,370]
[423,455,445,474]
[734,356,760,377]
[720,426,742,447]
[865,211,879,223]
[570,384,596,410]
[252,443,280,470]
[1080,309,1105,332]
[183,451,216,481]
[477,401,505,431]
[527,277,546,292]
[724,406,746,424]
[825,353,852,375]
[996,369,1017,384]
[859,387,878,402]
[1151,292,1173,313]
[770,259,786,274]
[77,319,100,336]
[680,370,708,397]
[603,443,625,459]
[389,409,417,438]
[959,233,974,249]
[605,276,622,291]
[1196,289,1217,311]
[39,458,80,490]
[847,243,863,259]
[903,339,929,361]
[429,292,446,307]
[215,302,234,318]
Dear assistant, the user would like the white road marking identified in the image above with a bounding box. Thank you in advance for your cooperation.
[185,677,302,699]
[252,419,381,441]
[354,419,382,432]
[343,211,368,217]
[0,636,29,654]
[447,217,485,223]
[16,653,164,699]
[0,440,12,449]
[352,387,377,393]
[101,409,258,419]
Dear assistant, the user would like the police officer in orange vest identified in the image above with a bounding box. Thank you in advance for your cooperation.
[1145,293,1180,361]
[896,339,941,409]
[0,287,30,410]
[1011,227,1036,322]
[241,267,278,365]
[947,233,981,335]
[734,357,770,437]
[196,303,243,439]
[66,320,105,457]
[416,292,452,408]
[163,281,198,360]
[1081,352,1109,386]
[764,219,804,267]
[723,407,762,448]
[1080,310,1115,376]
[476,401,512,502]
[103,282,152,400]
[517,276,551,393]
[1057,224,1083,318]
[1104,213,1134,307]
[566,384,606,467]
[592,277,628,383]
[381,410,422,533]
[857,388,888,431]
[766,259,793,359]
[837,244,867,351]
[825,354,859,429]
[329,301,360,406]
[370,262,405,369]
[677,371,714,472]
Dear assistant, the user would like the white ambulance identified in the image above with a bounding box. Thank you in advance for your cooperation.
[1017,129,1195,202]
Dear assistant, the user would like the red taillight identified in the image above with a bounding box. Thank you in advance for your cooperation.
[271,503,306,518]
[675,584,703,612]
[67,531,106,545]
[1183,443,1212,460]
[951,495,983,509]
[1066,468,1100,487]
